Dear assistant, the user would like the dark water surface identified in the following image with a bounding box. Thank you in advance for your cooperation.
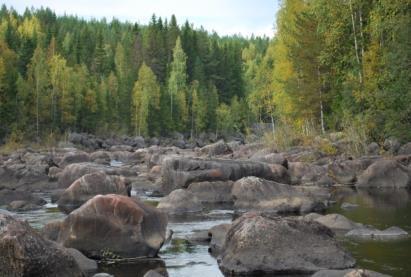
[328,188,411,277]
[10,188,411,277]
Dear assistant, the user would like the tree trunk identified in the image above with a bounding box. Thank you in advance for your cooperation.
[349,0,363,84]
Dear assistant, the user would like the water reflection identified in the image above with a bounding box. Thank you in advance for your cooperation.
[329,187,411,277]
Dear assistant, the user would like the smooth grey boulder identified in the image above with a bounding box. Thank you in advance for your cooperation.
[288,162,332,186]
[218,212,356,275]
[0,214,84,277]
[187,181,234,204]
[67,248,98,274]
[161,157,290,194]
[231,177,328,214]
[157,189,203,215]
[357,160,411,188]
[57,171,131,213]
[345,226,408,240]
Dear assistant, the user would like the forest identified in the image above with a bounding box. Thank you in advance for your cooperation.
[0,0,410,145]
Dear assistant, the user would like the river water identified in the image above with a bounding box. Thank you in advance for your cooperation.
[10,187,411,277]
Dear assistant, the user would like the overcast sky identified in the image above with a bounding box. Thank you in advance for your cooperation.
[3,0,279,37]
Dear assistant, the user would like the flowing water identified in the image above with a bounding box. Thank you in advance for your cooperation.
[7,188,411,277]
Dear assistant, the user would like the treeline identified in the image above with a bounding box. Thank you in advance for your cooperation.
[248,0,411,141]
[1,1,410,144]
[0,5,268,141]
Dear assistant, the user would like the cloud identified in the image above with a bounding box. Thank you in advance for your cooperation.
[4,0,278,37]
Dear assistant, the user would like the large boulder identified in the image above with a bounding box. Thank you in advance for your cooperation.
[157,189,203,215]
[51,194,167,258]
[218,212,356,275]
[231,177,328,214]
[357,160,411,188]
[59,151,90,167]
[160,157,290,194]
[58,162,137,188]
[199,140,233,156]
[0,214,84,277]
[57,172,131,213]
[328,158,377,185]
[187,181,234,204]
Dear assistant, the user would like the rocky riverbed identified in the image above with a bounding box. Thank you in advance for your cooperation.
[1,133,411,276]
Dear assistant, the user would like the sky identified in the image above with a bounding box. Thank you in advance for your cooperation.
[3,0,279,37]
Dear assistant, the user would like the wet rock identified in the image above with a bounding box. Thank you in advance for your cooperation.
[161,157,290,194]
[187,181,234,204]
[157,189,203,215]
[357,160,411,188]
[345,226,408,240]
[218,212,356,275]
[231,177,328,214]
[57,171,131,214]
[312,269,390,277]
[0,214,84,277]
[53,194,167,258]
[208,223,230,255]
[7,200,42,211]
[200,140,233,156]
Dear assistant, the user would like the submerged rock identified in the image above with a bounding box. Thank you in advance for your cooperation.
[0,214,84,277]
[57,171,131,213]
[157,189,203,215]
[312,269,390,277]
[345,226,408,240]
[50,194,168,258]
[218,212,356,275]
[312,213,364,232]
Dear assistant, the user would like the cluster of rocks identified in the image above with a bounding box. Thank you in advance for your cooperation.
[1,134,411,276]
